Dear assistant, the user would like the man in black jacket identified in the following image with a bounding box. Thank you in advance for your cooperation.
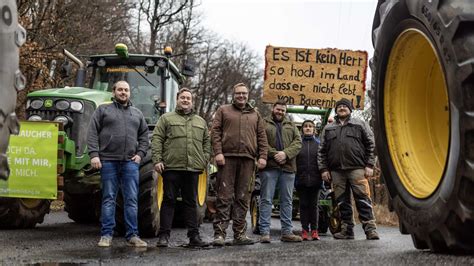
[318,98,379,240]
[88,80,149,247]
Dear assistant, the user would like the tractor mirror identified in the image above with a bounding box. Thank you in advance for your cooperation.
[60,60,72,78]
[181,58,196,77]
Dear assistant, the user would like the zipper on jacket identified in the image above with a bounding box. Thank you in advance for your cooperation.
[307,139,310,180]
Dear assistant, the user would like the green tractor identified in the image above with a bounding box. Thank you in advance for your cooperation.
[0,44,207,237]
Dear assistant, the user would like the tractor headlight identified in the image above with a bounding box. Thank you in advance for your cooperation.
[28,115,42,121]
[54,115,69,126]
[156,58,167,68]
[55,100,70,110]
[145,58,155,67]
[70,101,83,111]
[30,99,44,109]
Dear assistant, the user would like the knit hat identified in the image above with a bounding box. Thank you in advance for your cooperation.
[335,98,353,112]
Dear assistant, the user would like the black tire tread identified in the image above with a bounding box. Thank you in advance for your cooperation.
[64,192,99,224]
[372,0,474,253]
[0,198,50,228]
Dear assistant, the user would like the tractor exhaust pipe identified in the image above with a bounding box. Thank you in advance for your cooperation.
[63,49,85,87]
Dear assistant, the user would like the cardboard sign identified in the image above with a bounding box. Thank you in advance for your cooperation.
[263,45,368,109]
[1,121,59,199]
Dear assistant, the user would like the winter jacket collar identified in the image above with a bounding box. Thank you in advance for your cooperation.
[175,107,195,116]
[112,98,133,109]
[232,102,254,112]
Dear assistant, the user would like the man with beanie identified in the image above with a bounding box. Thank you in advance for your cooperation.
[318,98,379,240]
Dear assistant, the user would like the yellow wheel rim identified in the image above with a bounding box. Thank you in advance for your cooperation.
[251,200,257,227]
[197,170,207,206]
[21,198,43,209]
[157,172,163,210]
[384,29,449,198]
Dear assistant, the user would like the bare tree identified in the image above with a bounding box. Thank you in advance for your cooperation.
[191,38,263,121]
[16,0,133,118]
[138,0,193,54]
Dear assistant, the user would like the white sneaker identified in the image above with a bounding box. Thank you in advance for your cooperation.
[127,236,148,247]
[98,236,112,247]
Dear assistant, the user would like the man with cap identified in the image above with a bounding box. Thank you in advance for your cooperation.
[318,98,379,240]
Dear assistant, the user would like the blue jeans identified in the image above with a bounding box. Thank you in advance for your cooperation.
[100,160,139,240]
[258,169,295,235]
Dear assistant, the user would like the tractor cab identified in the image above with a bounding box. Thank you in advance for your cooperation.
[86,44,187,125]
[26,44,192,157]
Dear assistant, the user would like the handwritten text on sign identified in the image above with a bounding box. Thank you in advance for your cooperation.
[263,46,368,109]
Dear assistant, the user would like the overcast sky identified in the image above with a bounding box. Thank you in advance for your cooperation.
[198,0,378,120]
[199,0,379,59]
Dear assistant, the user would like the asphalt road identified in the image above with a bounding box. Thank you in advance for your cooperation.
[0,211,473,265]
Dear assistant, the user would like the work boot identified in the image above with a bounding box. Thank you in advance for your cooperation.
[311,230,320,241]
[98,236,112,247]
[280,233,303,242]
[189,235,209,247]
[213,235,225,247]
[127,236,147,247]
[366,230,380,240]
[156,235,169,247]
[333,230,355,240]
[301,230,310,241]
[260,234,271,244]
[233,235,256,245]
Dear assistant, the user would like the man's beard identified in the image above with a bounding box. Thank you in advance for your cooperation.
[337,112,350,119]
[115,96,128,105]
[272,113,283,122]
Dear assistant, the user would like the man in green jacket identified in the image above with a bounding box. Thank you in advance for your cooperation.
[151,88,211,248]
[259,100,302,243]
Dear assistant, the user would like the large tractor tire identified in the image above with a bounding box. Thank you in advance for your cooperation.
[64,191,101,224]
[371,0,474,253]
[0,198,50,228]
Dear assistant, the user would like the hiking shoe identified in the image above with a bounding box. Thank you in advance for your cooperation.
[280,233,302,242]
[98,236,112,247]
[366,230,380,240]
[301,230,310,241]
[260,234,271,244]
[127,236,147,247]
[213,235,225,247]
[233,235,256,245]
[189,235,209,247]
[311,230,320,241]
[156,235,169,247]
[333,231,355,240]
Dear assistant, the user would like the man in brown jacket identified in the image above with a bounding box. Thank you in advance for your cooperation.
[211,83,268,246]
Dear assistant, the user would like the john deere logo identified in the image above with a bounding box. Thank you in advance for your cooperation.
[44,99,53,108]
